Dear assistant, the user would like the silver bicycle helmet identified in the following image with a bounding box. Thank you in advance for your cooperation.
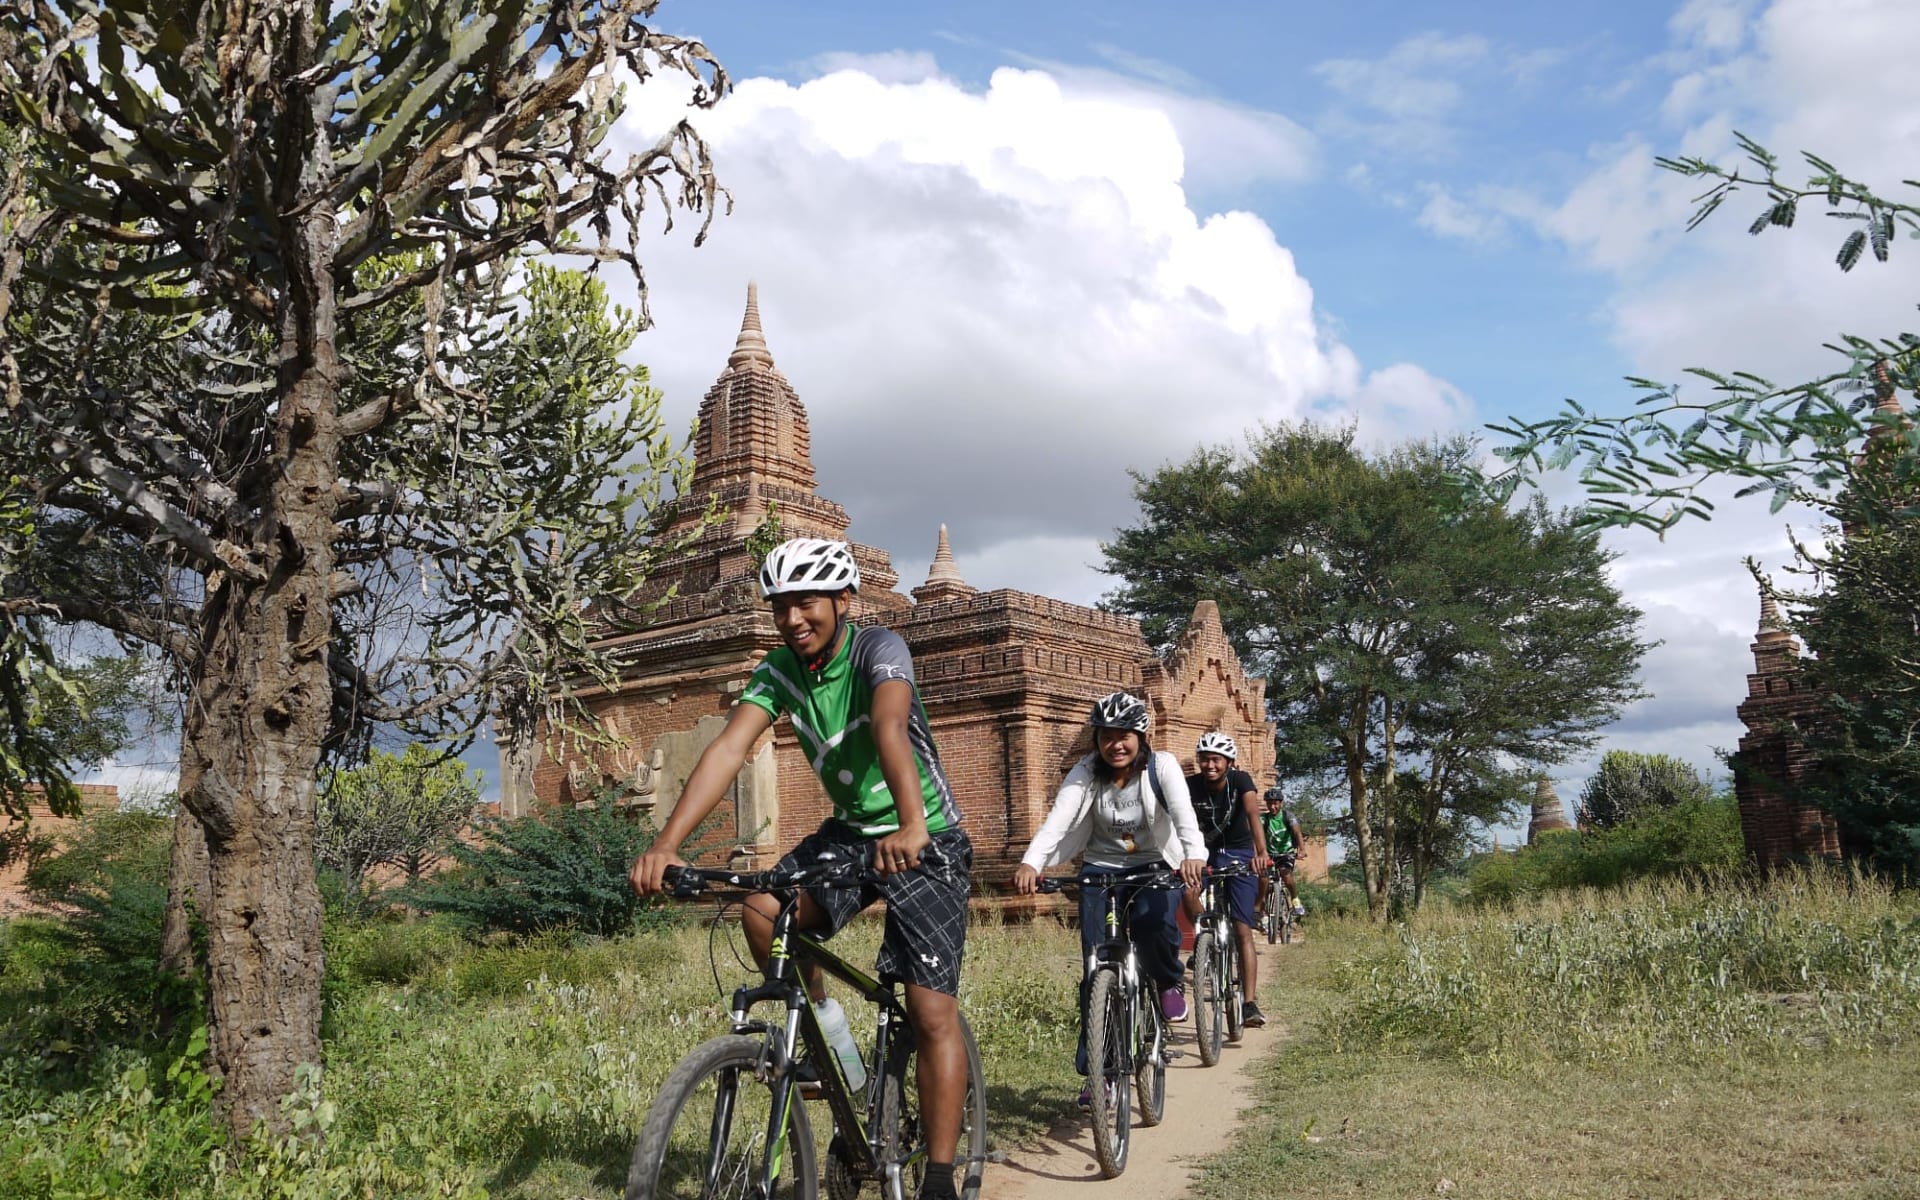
[1089,691,1151,734]
[758,537,861,597]
[1195,731,1238,760]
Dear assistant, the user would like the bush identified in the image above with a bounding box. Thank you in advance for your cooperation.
[3,810,200,1057]
[1466,794,1747,905]
[1576,750,1714,830]
[404,801,674,938]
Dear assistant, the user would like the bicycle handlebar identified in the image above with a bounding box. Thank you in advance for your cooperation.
[662,859,867,898]
[1033,865,1188,894]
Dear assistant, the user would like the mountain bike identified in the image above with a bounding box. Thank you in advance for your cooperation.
[626,859,988,1200]
[1262,859,1299,946]
[1036,865,1186,1179]
[1192,860,1254,1066]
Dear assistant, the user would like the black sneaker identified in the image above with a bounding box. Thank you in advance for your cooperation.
[1242,1002,1268,1028]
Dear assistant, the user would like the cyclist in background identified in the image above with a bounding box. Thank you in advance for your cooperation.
[629,538,973,1200]
[1011,691,1207,1107]
[1182,733,1270,1028]
[1260,786,1308,920]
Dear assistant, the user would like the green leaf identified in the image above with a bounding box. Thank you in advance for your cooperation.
[1837,230,1867,271]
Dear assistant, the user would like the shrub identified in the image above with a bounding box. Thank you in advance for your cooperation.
[404,800,672,938]
[1576,750,1714,830]
[4,810,200,1056]
[1467,794,1746,905]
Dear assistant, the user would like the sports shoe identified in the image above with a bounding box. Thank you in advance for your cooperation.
[1159,985,1188,1022]
[1242,1001,1268,1028]
[1293,900,1307,917]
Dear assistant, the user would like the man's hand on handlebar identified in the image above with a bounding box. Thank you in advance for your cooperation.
[629,845,689,897]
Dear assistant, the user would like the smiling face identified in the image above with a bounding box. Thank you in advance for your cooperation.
[1196,751,1231,782]
[1096,727,1143,772]
[771,590,850,661]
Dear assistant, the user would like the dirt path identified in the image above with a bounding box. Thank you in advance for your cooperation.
[981,948,1291,1200]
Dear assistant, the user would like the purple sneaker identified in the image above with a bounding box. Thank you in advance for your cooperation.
[1160,984,1188,1022]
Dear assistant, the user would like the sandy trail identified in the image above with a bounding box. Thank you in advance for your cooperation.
[980,946,1291,1200]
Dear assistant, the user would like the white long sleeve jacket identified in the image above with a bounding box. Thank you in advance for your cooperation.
[1019,750,1208,871]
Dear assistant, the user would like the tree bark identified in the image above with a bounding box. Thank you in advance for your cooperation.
[170,19,345,1136]
[495,669,539,819]
[161,793,210,976]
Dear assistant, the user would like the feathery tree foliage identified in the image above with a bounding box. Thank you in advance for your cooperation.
[1104,424,1647,918]
[1787,453,1920,876]
[1481,135,1919,532]
[0,0,727,1136]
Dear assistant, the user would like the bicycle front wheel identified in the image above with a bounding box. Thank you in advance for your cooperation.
[1191,930,1223,1067]
[1084,967,1132,1178]
[626,1034,819,1200]
[1224,937,1245,1044]
[1133,977,1167,1128]
[879,1011,989,1200]
[1264,886,1281,944]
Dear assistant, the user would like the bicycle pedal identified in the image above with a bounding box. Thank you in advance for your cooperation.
[1165,1048,1187,1060]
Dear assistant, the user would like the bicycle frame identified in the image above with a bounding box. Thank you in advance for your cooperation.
[1063,869,1183,1076]
[714,882,916,1198]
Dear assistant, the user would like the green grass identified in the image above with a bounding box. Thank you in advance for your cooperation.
[1194,871,1920,1200]
[10,871,1918,1198]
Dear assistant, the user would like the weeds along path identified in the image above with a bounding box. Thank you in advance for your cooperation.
[981,939,1298,1200]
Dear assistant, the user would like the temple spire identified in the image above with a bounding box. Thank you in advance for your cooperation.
[1758,582,1784,633]
[911,523,977,604]
[1527,777,1572,842]
[728,281,773,370]
[927,525,964,586]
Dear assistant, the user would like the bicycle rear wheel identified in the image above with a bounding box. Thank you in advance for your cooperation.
[1191,930,1223,1067]
[879,1011,989,1200]
[626,1034,818,1200]
[1084,967,1132,1178]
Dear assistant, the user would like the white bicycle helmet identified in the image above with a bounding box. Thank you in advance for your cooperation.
[1195,731,1238,760]
[1089,691,1151,735]
[758,537,861,597]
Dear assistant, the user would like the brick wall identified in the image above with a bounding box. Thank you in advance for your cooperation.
[1731,600,1842,867]
[0,784,122,914]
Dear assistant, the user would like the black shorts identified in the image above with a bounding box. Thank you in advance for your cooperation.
[778,820,973,996]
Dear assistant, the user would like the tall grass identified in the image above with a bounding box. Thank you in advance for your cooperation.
[3,903,1089,1198]
[1326,869,1920,1065]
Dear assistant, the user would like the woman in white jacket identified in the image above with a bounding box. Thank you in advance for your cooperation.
[1012,691,1208,1102]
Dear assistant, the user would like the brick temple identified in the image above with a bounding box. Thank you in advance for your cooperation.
[1731,382,1909,868]
[512,285,1290,882]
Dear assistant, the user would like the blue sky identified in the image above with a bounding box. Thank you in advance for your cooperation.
[84,1,1920,827]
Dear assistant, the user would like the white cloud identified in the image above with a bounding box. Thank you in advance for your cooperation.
[1315,33,1490,120]
[806,49,943,85]
[1416,184,1506,243]
[614,62,1463,583]
[1010,56,1318,197]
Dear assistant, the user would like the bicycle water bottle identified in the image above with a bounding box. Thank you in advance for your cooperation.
[813,997,867,1092]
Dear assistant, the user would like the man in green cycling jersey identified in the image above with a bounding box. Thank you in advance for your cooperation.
[631,538,972,1200]
[1260,786,1308,920]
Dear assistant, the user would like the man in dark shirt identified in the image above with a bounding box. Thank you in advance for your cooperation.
[1183,732,1271,1028]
